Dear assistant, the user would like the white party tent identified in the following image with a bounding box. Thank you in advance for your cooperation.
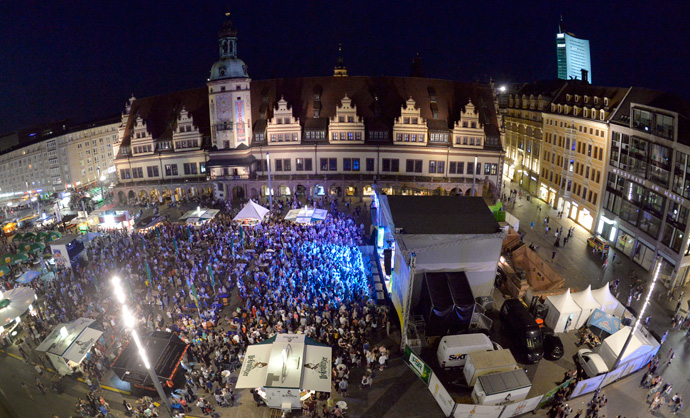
[592,284,621,315]
[233,200,270,225]
[598,326,660,369]
[544,289,582,333]
[571,285,602,329]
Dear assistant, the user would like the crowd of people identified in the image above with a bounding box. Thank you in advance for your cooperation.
[3,195,394,417]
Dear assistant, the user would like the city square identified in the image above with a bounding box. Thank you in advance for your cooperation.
[1,3,690,418]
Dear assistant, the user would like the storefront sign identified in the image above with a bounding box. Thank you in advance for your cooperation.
[612,168,685,205]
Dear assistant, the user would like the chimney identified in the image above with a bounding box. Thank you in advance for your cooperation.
[581,69,589,83]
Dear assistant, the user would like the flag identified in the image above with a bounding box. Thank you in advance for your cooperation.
[174,237,179,255]
[239,226,244,247]
[208,263,215,288]
[156,227,161,245]
[188,279,199,308]
[145,259,152,285]
[230,235,235,257]
[188,225,193,242]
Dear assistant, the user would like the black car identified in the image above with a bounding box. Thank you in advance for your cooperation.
[541,327,564,360]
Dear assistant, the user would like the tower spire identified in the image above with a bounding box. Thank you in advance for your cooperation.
[333,43,348,77]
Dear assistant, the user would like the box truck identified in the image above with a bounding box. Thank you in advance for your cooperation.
[472,368,532,405]
[463,349,518,387]
[437,334,495,369]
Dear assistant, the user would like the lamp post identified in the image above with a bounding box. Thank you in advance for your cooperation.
[112,277,172,416]
[266,151,273,210]
[611,257,661,370]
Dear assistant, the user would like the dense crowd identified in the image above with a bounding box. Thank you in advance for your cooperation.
[4,196,393,417]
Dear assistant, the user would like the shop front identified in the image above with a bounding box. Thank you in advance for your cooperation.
[632,237,656,271]
[616,227,636,257]
[569,202,579,222]
[597,215,618,243]
[577,208,595,232]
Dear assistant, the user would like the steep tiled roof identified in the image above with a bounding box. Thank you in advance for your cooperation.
[550,81,629,113]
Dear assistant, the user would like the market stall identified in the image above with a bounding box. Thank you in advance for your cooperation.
[571,285,602,329]
[544,289,582,333]
[592,284,622,315]
[236,334,332,411]
[179,207,220,225]
[233,201,269,225]
[36,317,104,376]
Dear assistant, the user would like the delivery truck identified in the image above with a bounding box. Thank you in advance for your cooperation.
[472,368,532,405]
[463,349,518,387]
[437,333,495,369]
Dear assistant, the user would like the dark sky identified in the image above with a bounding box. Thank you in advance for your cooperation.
[1,1,688,134]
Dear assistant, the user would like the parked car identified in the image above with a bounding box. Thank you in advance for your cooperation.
[541,327,564,360]
[587,235,609,253]
[500,299,544,364]
[576,349,609,377]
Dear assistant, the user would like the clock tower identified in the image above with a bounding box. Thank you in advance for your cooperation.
[207,13,252,149]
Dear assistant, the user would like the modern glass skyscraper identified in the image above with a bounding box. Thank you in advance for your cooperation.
[556,23,592,83]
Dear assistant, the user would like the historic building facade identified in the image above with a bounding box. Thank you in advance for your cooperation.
[113,15,505,204]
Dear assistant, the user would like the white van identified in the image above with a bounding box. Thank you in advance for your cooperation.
[437,334,495,369]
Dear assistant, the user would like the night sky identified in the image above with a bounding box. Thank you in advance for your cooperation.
[1,1,688,134]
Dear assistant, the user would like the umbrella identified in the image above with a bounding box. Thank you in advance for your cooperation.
[0,253,12,265]
[37,231,50,241]
[47,231,62,242]
[16,270,41,284]
[10,253,29,266]
[28,243,46,254]
[12,233,23,241]
[0,265,10,278]
[40,271,55,282]
[0,286,36,325]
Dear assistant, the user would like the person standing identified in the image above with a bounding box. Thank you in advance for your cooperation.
[21,382,34,400]
[35,377,47,395]
[338,378,348,397]
[552,250,557,261]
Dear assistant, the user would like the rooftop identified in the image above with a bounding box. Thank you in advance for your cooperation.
[385,195,500,235]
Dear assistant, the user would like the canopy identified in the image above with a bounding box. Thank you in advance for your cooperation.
[0,286,36,325]
[587,308,621,337]
[544,289,582,333]
[571,285,602,329]
[27,242,46,254]
[0,253,13,265]
[41,271,56,282]
[36,318,104,364]
[592,284,621,315]
[13,233,23,241]
[47,231,62,242]
[233,201,269,224]
[11,253,29,265]
[236,334,332,395]
[0,265,10,278]
[284,207,329,224]
[16,270,41,284]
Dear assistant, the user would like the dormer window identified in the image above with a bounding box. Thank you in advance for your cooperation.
[594,97,599,105]
[604,98,610,107]
[575,95,580,102]
[584,95,590,104]
[463,121,468,128]
[348,116,354,123]
[471,122,477,129]
[412,118,418,124]
[566,94,572,101]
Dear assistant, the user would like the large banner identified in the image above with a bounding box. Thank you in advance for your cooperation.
[537,379,572,409]
[428,372,456,417]
[235,99,246,142]
[403,345,432,385]
[499,395,544,417]
[569,375,605,399]
[391,250,410,326]
[453,403,503,418]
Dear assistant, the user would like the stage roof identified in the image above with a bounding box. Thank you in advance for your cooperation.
[111,331,188,386]
[384,196,499,235]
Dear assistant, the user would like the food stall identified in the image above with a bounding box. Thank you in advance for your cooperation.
[284,206,328,224]
[179,207,220,225]
[98,211,132,231]
[236,334,332,412]
[36,317,104,376]
[232,201,269,225]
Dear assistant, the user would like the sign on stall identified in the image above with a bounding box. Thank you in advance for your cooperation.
[452,403,503,418]
[428,372,456,417]
[404,345,432,384]
[499,395,544,418]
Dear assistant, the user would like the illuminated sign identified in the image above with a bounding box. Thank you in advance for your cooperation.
[236,99,246,142]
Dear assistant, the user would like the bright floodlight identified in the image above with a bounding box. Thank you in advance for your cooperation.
[112,277,126,304]
[499,85,507,92]
[122,305,135,329]
[499,256,505,264]
[15,316,20,324]
[28,304,33,312]
[100,175,107,181]
[60,326,68,338]
[131,330,151,369]
[0,326,4,334]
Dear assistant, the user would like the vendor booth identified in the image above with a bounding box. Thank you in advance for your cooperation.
[592,284,621,315]
[236,334,332,411]
[233,201,269,225]
[597,326,660,369]
[111,331,188,389]
[284,207,328,224]
[98,211,132,230]
[544,289,582,333]
[36,318,104,376]
[179,207,220,225]
[587,309,622,338]
[50,234,85,269]
[571,286,602,329]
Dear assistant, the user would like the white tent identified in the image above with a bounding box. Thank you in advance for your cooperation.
[544,289,582,333]
[36,318,104,375]
[592,284,621,315]
[597,326,660,369]
[233,201,270,225]
[571,285,602,329]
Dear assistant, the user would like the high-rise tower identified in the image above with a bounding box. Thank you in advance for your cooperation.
[556,18,592,83]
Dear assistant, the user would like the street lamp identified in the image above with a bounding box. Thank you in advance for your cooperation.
[111,277,172,416]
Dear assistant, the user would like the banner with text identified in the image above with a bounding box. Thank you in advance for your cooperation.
[499,395,544,418]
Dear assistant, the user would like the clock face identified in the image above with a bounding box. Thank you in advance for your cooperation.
[216,94,232,122]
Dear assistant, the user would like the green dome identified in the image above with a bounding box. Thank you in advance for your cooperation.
[210,57,248,80]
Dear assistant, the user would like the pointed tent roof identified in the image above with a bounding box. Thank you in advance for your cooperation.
[571,285,602,311]
[592,284,620,314]
[546,288,581,313]
[233,200,270,223]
